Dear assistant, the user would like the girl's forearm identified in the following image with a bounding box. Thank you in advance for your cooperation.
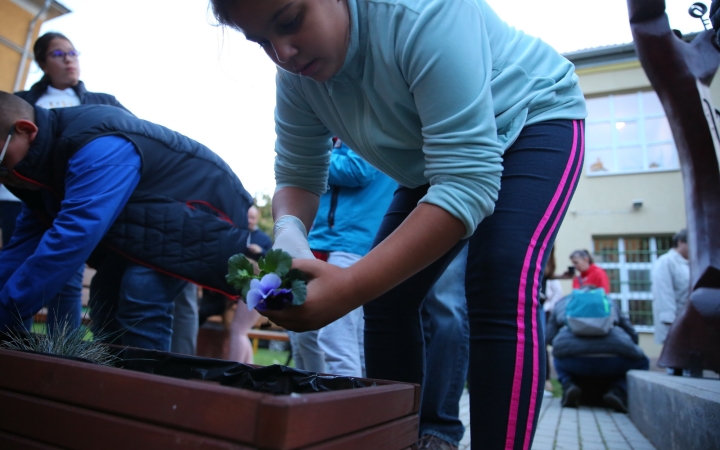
[347,203,466,304]
[271,186,320,231]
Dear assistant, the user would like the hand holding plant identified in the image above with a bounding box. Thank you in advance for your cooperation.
[226,249,307,311]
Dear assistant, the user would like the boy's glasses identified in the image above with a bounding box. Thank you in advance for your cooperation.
[0,126,15,179]
[47,50,80,61]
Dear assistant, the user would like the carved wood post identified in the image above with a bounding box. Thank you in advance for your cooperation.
[627,0,720,374]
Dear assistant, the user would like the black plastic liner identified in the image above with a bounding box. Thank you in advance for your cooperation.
[112,346,373,395]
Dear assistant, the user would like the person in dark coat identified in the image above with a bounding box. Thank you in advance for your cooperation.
[546,294,649,413]
[6,32,130,335]
[246,205,272,258]
[14,32,127,111]
[0,92,253,351]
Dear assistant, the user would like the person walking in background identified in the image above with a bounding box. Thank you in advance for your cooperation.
[651,229,690,349]
[570,249,610,294]
[5,32,129,335]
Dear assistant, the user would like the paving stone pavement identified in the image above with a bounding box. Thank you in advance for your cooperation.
[457,390,656,450]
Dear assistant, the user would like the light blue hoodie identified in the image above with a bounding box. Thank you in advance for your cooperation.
[274,0,587,238]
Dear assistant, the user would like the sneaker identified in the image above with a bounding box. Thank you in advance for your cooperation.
[561,383,581,408]
[603,388,628,413]
[417,434,458,450]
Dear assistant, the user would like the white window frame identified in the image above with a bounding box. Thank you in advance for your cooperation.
[585,91,679,177]
[593,236,670,332]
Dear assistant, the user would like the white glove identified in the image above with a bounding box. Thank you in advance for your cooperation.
[272,215,316,259]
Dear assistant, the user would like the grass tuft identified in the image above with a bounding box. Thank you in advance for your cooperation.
[1,318,119,367]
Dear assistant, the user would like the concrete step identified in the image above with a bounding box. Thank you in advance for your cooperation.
[628,370,720,450]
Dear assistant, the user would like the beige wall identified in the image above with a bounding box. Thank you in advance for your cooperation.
[552,56,720,300]
[576,61,650,97]
[0,0,33,91]
[0,0,68,92]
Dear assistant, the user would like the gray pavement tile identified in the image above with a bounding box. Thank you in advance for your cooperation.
[555,443,580,450]
[629,443,656,450]
[530,444,554,450]
[626,440,652,446]
[603,440,631,449]
[582,445,609,450]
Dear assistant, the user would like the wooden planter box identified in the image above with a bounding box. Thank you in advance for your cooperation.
[0,348,420,449]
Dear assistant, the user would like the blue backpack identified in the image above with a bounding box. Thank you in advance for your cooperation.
[565,288,615,336]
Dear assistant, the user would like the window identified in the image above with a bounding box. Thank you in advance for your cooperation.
[592,235,674,330]
[585,91,679,176]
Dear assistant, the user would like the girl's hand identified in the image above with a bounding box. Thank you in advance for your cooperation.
[259,258,363,331]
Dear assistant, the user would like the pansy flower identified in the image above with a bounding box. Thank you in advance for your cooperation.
[245,273,294,311]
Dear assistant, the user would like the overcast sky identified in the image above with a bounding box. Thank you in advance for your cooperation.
[26,0,707,198]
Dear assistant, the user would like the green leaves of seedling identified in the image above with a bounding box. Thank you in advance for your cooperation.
[226,253,256,300]
[284,268,307,305]
[258,249,292,278]
[226,249,307,308]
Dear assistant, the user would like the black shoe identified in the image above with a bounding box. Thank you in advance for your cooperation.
[561,383,581,408]
[602,388,628,413]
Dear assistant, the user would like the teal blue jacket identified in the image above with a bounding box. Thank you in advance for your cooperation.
[307,143,396,256]
[274,0,587,238]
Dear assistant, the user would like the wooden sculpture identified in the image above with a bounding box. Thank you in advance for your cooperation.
[627,0,720,375]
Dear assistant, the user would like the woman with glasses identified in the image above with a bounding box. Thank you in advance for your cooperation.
[3,32,128,336]
[14,32,127,110]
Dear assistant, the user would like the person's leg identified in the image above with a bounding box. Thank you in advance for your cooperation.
[88,254,126,343]
[553,356,584,408]
[465,120,584,449]
[198,290,228,326]
[364,185,466,448]
[228,304,260,364]
[289,330,326,373]
[604,355,650,413]
[552,357,576,388]
[364,185,466,386]
[603,355,650,395]
[115,262,187,351]
[170,283,199,355]
[419,243,469,446]
[46,265,84,335]
[317,251,365,377]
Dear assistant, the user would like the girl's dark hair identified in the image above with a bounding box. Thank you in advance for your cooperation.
[33,32,72,65]
[209,0,239,30]
[570,249,594,265]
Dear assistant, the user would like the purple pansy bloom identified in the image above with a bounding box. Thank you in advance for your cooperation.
[246,273,294,311]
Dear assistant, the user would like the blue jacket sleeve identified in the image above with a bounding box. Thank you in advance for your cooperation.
[327,144,376,188]
[0,136,141,329]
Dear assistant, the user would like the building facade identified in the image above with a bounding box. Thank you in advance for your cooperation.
[554,36,719,359]
[0,0,69,93]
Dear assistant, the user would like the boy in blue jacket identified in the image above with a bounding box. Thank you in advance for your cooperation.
[0,92,253,351]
